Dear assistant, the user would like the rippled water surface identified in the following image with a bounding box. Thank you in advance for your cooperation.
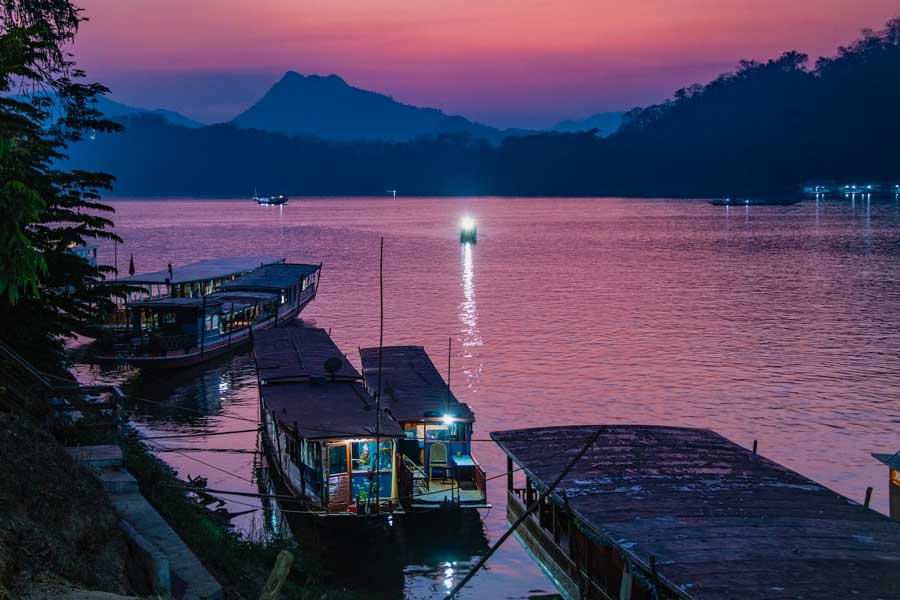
[77,196,900,599]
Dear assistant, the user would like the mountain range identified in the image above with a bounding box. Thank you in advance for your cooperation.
[97,71,604,142]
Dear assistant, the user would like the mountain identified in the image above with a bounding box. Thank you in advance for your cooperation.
[95,96,205,128]
[231,71,504,142]
[553,111,624,136]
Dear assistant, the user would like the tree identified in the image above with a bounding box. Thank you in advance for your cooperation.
[0,0,122,374]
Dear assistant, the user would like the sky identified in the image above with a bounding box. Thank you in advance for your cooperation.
[73,0,900,129]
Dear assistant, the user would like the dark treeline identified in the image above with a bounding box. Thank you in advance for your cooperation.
[69,18,900,197]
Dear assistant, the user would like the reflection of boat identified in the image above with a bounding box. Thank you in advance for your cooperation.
[710,197,801,206]
[255,195,288,206]
[97,262,320,368]
[255,323,405,518]
[359,346,489,511]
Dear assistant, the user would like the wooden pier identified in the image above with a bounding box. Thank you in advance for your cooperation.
[492,425,900,600]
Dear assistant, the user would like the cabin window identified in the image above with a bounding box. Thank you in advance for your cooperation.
[421,422,466,442]
[351,441,392,472]
[161,313,177,326]
[327,445,348,475]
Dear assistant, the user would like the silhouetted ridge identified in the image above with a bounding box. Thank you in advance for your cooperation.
[231,70,501,142]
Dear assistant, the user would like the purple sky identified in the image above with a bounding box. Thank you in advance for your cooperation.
[74,0,900,128]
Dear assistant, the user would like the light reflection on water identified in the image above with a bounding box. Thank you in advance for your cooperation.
[77,196,900,599]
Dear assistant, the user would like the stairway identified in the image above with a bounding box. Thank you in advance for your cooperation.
[66,445,223,600]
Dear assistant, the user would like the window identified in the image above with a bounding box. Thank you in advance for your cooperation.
[422,422,465,442]
[328,444,348,476]
[351,441,392,472]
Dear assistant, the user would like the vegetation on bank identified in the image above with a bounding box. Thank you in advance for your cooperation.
[123,431,362,600]
[68,17,900,198]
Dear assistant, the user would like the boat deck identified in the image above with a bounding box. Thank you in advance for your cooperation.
[411,478,489,507]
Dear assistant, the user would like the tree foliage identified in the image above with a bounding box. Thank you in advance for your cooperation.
[0,0,122,373]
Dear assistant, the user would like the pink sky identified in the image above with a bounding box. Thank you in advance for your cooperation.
[74,0,900,128]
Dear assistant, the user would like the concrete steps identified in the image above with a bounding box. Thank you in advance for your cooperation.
[66,445,223,600]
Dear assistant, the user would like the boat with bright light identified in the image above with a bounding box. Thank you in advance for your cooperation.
[254,193,288,205]
[359,345,489,511]
[710,197,801,206]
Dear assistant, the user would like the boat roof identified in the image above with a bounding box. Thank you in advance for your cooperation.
[259,380,402,440]
[358,346,474,422]
[222,263,319,292]
[492,425,900,600]
[254,322,402,440]
[254,322,361,383]
[873,452,900,470]
[116,256,283,285]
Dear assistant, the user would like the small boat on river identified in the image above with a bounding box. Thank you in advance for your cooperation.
[254,193,288,205]
[97,261,320,368]
[710,197,801,206]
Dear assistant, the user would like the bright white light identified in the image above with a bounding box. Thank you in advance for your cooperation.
[460,216,476,232]
[442,414,453,425]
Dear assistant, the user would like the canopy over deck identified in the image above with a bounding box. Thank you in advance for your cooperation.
[873,452,900,470]
[128,290,277,311]
[115,256,283,285]
[260,380,403,440]
[359,346,473,422]
[492,425,900,600]
[223,263,319,292]
[254,322,361,383]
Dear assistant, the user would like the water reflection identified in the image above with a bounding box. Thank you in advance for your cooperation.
[459,242,483,391]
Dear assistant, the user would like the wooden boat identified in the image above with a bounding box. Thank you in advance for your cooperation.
[359,346,489,510]
[492,425,900,600]
[97,262,320,368]
[254,323,405,517]
[709,197,801,206]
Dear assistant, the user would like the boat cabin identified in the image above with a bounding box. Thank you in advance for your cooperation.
[359,346,488,509]
[104,262,320,367]
[255,323,404,514]
[493,425,900,600]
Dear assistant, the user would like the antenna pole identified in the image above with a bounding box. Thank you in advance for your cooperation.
[446,336,451,413]
[374,237,384,514]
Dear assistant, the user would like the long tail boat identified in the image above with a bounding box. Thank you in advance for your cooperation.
[254,323,404,517]
[97,262,320,368]
[359,345,489,511]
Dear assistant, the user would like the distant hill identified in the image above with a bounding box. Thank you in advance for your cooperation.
[231,71,506,142]
[552,111,624,136]
[95,96,204,128]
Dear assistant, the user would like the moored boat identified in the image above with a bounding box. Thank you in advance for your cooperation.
[254,323,405,517]
[359,345,489,511]
[492,425,900,600]
[96,262,319,368]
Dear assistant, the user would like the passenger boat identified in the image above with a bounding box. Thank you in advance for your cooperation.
[709,197,801,206]
[255,323,405,517]
[493,425,900,600]
[359,346,488,510]
[96,262,320,368]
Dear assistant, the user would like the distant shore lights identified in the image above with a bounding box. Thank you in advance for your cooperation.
[460,215,477,243]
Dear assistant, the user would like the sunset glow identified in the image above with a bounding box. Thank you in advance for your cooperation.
[75,0,900,126]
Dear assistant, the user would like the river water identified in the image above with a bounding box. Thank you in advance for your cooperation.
[75,196,900,599]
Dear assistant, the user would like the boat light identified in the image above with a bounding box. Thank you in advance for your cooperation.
[460,216,475,232]
[459,215,477,243]
[442,414,454,425]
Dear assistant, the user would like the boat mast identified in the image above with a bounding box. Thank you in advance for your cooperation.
[374,237,384,514]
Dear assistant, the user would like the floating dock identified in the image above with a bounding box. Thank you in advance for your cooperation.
[492,425,900,600]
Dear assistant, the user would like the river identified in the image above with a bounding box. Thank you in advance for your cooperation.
[74,195,900,599]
